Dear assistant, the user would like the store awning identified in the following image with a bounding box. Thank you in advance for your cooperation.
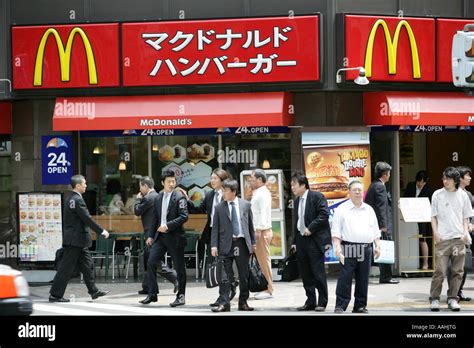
[363,92,474,126]
[53,92,293,131]
[0,102,12,134]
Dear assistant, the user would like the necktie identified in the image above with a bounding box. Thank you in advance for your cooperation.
[299,197,305,236]
[230,202,240,237]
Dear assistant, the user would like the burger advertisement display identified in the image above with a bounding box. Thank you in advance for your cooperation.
[303,144,371,206]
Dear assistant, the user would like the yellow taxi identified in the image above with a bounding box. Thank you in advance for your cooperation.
[0,265,33,315]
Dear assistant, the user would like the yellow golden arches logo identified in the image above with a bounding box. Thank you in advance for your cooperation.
[33,27,98,86]
[364,19,421,79]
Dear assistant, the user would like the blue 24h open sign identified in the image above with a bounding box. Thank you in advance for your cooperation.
[41,135,74,185]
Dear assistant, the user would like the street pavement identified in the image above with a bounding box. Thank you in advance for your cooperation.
[28,273,474,316]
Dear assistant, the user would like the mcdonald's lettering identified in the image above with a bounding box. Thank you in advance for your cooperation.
[33,27,97,86]
[364,19,420,79]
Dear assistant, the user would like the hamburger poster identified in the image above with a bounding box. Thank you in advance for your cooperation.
[303,144,372,208]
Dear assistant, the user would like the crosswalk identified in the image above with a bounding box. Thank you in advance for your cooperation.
[33,300,208,316]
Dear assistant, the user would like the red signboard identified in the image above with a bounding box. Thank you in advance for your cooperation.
[344,15,435,82]
[0,102,12,134]
[436,18,474,83]
[52,92,293,131]
[12,23,120,89]
[122,16,319,86]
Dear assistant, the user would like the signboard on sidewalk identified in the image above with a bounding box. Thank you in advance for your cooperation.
[41,135,74,185]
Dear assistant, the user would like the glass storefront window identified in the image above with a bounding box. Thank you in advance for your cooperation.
[81,136,148,215]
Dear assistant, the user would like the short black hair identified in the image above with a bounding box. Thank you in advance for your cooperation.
[374,162,392,179]
[252,169,267,183]
[140,176,155,189]
[443,167,461,189]
[415,170,429,182]
[291,171,309,189]
[457,166,472,179]
[222,179,239,193]
[348,180,363,190]
[161,170,175,182]
[70,174,85,189]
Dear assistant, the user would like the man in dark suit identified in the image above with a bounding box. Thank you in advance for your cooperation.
[134,176,178,295]
[140,170,188,307]
[365,161,399,284]
[183,168,237,307]
[49,175,110,302]
[210,179,256,312]
[290,171,331,312]
[404,170,433,271]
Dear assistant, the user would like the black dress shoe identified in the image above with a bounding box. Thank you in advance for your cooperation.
[238,303,254,311]
[91,290,110,300]
[296,304,316,311]
[212,304,230,312]
[139,295,158,304]
[49,295,70,303]
[209,301,220,307]
[315,306,326,312]
[458,292,471,301]
[352,307,369,313]
[170,295,185,307]
[380,279,399,284]
[138,289,149,295]
[334,307,344,313]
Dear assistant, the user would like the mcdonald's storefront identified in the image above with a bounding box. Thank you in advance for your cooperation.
[9,16,323,255]
[342,14,474,274]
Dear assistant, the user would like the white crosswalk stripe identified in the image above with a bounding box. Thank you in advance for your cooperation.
[33,301,209,316]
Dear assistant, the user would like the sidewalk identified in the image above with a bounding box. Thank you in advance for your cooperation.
[29,273,474,315]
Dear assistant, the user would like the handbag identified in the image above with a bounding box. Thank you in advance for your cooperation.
[205,257,222,288]
[277,250,299,282]
[374,239,395,264]
[248,254,268,293]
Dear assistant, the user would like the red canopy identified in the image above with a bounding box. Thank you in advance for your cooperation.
[53,92,293,131]
[364,92,474,126]
[0,102,12,134]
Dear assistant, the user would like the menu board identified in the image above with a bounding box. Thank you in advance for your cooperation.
[17,192,63,262]
[241,170,284,211]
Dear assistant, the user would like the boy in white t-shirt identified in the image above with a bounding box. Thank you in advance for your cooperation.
[429,167,473,312]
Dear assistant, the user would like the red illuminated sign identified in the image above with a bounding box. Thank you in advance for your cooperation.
[344,15,435,82]
[122,16,320,86]
[12,23,120,89]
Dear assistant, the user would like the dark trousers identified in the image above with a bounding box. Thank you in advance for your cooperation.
[141,244,177,292]
[335,242,372,311]
[296,237,328,308]
[50,246,98,298]
[218,238,250,306]
[379,232,393,282]
[147,236,186,296]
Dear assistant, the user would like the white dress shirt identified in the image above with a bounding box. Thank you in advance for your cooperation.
[228,197,243,238]
[297,190,309,233]
[160,191,172,227]
[331,199,381,243]
[251,185,272,230]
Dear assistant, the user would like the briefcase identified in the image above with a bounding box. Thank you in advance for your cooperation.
[248,254,268,293]
[277,250,299,282]
[374,239,395,264]
[205,258,222,288]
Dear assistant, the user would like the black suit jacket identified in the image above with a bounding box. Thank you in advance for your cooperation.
[188,190,222,243]
[365,180,392,234]
[134,190,159,239]
[292,190,331,254]
[149,191,188,246]
[63,191,104,248]
[211,198,256,256]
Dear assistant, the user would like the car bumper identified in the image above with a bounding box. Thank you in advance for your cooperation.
[0,297,33,316]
